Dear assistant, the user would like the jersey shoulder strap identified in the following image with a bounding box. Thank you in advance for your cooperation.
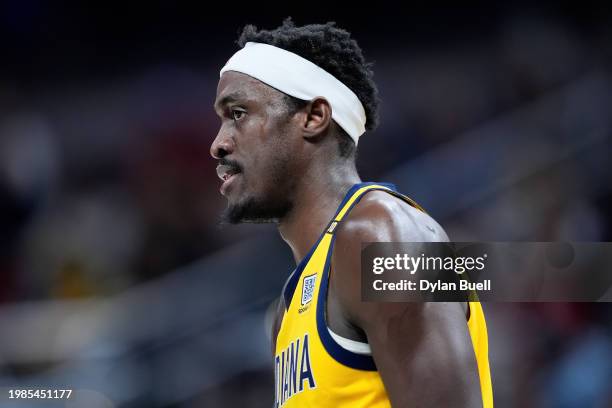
[282,182,424,309]
[326,182,425,235]
[313,182,426,371]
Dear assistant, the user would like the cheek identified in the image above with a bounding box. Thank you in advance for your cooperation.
[246,141,292,196]
[240,112,296,183]
[243,117,286,161]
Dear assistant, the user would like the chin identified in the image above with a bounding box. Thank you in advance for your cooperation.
[221,194,292,225]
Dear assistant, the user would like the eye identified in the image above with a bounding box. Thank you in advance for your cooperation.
[231,108,246,121]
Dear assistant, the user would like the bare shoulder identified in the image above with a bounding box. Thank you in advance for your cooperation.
[337,190,449,244]
[330,190,450,325]
[329,191,479,407]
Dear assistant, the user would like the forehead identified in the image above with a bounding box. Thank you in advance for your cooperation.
[215,71,282,106]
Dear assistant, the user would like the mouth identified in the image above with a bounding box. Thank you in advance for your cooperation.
[216,164,242,196]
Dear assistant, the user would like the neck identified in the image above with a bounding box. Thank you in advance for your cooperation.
[278,162,361,264]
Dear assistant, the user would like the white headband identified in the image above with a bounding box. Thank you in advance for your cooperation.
[220,42,366,144]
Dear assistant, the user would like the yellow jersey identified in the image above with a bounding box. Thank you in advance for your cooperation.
[274,182,493,407]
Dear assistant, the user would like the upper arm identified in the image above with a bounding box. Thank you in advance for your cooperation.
[359,302,482,407]
[331,193,481,407]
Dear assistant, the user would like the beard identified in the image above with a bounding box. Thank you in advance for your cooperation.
[221,151,296,224]
[219,117,300,224]
[221,193,293,224]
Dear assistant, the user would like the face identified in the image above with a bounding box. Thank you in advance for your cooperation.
[211,71,303,224]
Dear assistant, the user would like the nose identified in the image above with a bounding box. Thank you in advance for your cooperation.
[210,127,234,159]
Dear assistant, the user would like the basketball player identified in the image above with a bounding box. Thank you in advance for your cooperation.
[211,19,493,407]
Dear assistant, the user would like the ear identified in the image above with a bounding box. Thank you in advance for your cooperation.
[302,97,332,140]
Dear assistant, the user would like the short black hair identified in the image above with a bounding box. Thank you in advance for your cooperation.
[236,18,379,158]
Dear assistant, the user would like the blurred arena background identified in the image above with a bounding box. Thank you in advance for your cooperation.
[1,2,611,407]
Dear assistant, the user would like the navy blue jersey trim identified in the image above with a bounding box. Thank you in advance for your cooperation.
[316,236,377,371]
[332,185,398,223]
[282,232,324,308]
[315,184,402,371]
[281,182,397,310]
[282,182,424,369]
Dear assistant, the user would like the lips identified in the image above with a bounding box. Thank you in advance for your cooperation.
[216,164,240,181]
[216,164,242,195]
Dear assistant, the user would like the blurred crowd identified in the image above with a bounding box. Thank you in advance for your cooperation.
[0,6,611,408]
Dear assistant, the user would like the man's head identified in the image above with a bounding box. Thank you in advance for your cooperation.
[211,18,379,224]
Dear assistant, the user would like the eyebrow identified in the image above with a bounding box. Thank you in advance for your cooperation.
[214,91,248,112]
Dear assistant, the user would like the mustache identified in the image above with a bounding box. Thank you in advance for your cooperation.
[218,158,243,173]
